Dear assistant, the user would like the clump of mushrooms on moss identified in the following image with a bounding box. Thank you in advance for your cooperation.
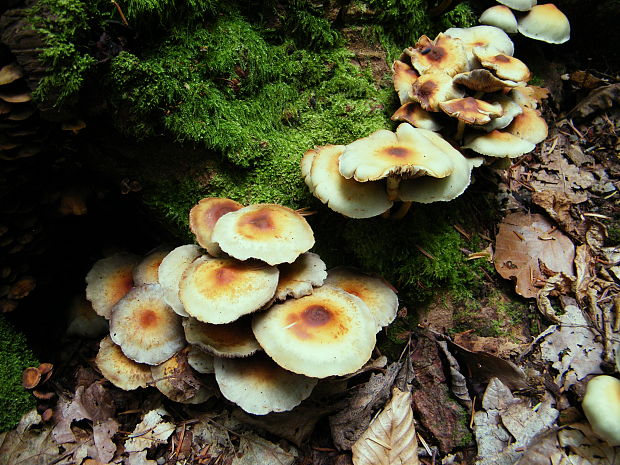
[84,196,398,415]
[302,25,550,219]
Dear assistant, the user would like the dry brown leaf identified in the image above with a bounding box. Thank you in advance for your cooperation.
[351,388,418,465]
[124,408,175,453]
[569,83,620,119]
[232,433,297,465]
[558,423,620,464]
[494,213,575,298]
[0,410,61,465]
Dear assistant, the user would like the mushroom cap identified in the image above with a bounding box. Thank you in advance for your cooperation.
[183,316,262,358]
[391,102,443,132]
[505,106,548,144]
[479,6,518,34]
[473,47,531,83]
[85,253,140,319]
[463,129,535,158]
[179,255,279,324]
[65,294,109,338]
[133,247,172,286]
[95,336,153,390]
[338,123,455,182]
[214,353,317,415]
[0,63,24,86]
[403,33,469,77]
[158,244,202,317]
[302,145,393,219]
[151,349,216,404]
[392,60,419,105]
[410,71,465,111]
[497,0,537,11]
[109,284,186,365]
[324,267,398,331]
[510,85,549,109]
[444,26,515,56]
[187,345,215,374]
[275,252,327,301]
[517,4,570,44]
[211,204,315,266]
[190,197,243,256]
[582,375,620,446]
[453,69,520,93]
[478,94,523,132]
[252,285,376,378]
[439,97,503,125]
[399,128,483,203]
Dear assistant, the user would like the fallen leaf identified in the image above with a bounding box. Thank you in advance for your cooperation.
[351,388,418,465]
[569,83,620,119]
[558,423,620,464]
[437,341,471,404]
[0,410,61,465]
[93,418,119,463]
[232,433,297,465]
[124,408,175,453]
[494,213,575,298]
[531,190,587,242]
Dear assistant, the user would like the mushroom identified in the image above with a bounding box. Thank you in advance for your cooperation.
[182,315,262,358]
[478,94,523,132]
[440,97,504,125]
[517,4,570,44]
[95,335,153,390]
[189,197,243,256]
[473,47,531,83]
[402,33,469,77]
[324,267,398,331]
[582,375,620,446]
[391,102,443,131]
[479,6,518,33]
[463,129,535,158]
[504,106,548,144]
[392,60,419,104]
[85,253,140,319]
[496,0,537,11]
[133,246,172,286]
[510,85,549,109]
[187,345,215,374]
[410,71,465,112]
[211,204,315,265]
[252,285,376,378]
[109,284,186,365]
[214,353,317,415]
[301,144,393,218]
[158,244,202,317]
[275,252,327,301]
[338,123,455,202]
[0,63,23,86]
[179,256,279,324]
[453,69,521,93]
[444,26,514,68]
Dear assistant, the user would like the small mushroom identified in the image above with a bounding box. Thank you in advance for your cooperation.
[479,6,518,34]
[95,335,153,390]
[211,204,315,265]
[158,244,202,317]
[189,197,243,256]
[252,285,376,378]
[179,256,279,324]
[182,315,261,358]
[463,129,535,158]
[410,71,465,111]
[453,69,520,93]
[403,33,469,77]
[109,284,185,365]
[444,25,514,68]
[478,94,523,132]
[0,63,24,86]
[582,375,620,446]
[517,4,570,44]
[440,97,504,125]
[496,0,537,11]
[473,47,531,83]
[275,252,327,301]
[391,102,443,131]
[214,353,317,415]
[392,60,419,105]
[133,246,172,286]
[504,106,548,144]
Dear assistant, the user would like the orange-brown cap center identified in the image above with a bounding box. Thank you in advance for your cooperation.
[302,305,332,327]
[420,45,446,63]
[139,308,159,329]
[285,303,349,342]
[493,54,511,63]
[207,203,240,228]
[384,146,411,159]
[241,212,274,231]
[214,266,238,286]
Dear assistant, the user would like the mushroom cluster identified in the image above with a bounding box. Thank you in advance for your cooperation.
[302,25,550,219]
[479,2,570,44]
[86,197,398,415]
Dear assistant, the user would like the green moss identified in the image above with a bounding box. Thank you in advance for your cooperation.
[0,315,38,432]
[437,2,477,31]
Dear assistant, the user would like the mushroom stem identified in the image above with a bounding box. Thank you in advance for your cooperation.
[455,120,466,142]
[386,176,401,201]
[389,201,412,220]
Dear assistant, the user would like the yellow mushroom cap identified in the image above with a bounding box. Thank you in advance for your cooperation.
[453,69,520,93]
[109,284,186,365]
[183,316,261,358]
[403,33,469,77]
[95,335,153,390]
[252,285,376,378]
[478,95,523,132]
[151,349,216,404]
[158,244,202,317]
[85,253,140,319]
[211,204,315,266]
[399,128,483,203]
[179,256,279,324]
[463,129,535,158]
[324,267,398,331]
[0,63,24,86]
[504,106,548,144]
[479,6,518,33]
[410,71,465,112]
[133,247,172,286]
[517,4,570,44]
[338,123,455,182]
[214,353,317,415]
[444,26,514,56]
[439,97,503,125]
[497,0,536,11]
[391,102,443,132]
[582,375,620,446]
[189,197,243,256]
[275,252,327,301]
[473,47,531,83]
[392,60,419,105]
[302,145,393,218]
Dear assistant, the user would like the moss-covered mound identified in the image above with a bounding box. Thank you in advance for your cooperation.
[0,315,37,432]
